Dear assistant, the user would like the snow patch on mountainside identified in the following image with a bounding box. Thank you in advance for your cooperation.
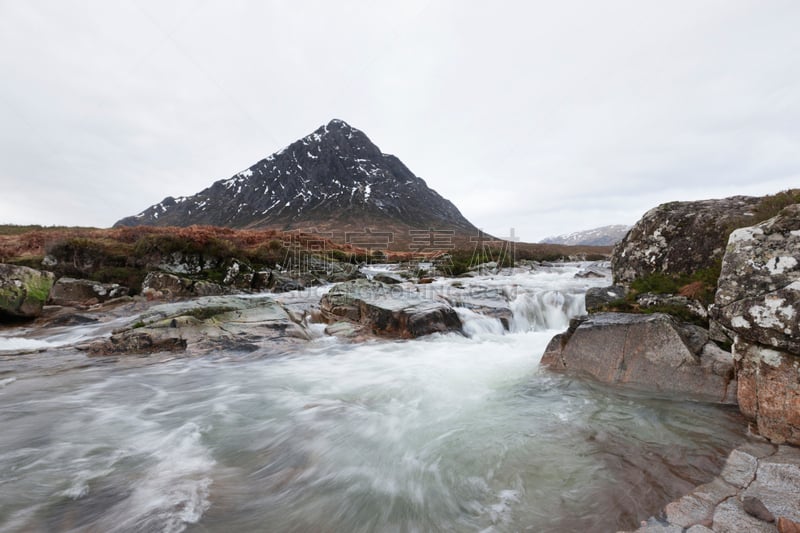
[540,224,630,246]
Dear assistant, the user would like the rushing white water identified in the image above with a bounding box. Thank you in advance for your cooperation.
[0,264,748,532]
[0,315,131,354]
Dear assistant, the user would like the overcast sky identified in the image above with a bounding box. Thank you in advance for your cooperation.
[1,1,798,242]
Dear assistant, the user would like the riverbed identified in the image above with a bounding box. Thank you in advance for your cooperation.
[0,264,748,532]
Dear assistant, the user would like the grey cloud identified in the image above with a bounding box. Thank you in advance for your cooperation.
[1,1,798,241]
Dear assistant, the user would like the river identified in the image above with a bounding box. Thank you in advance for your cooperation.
[0,264,747,532]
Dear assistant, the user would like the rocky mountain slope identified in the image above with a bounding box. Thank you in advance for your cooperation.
[540,224,630,246]
[115,120,479,247]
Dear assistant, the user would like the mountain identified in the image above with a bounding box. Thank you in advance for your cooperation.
[539,224,630,246]
[115,119,479,248]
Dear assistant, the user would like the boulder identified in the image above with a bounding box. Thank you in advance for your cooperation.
[0,264,55,319]
[268,272,307,293]
[541,312,736,403]
[714,204,800,354]
[222,259,254,288]
[141,272,225,298]
[320,279,462,338]
[86,295,310,356]
[712,204,800,444]
[373,273,403,285]
[574,267,606,279]
[48,277,129,306]
[612,196,760,284]
[585,285,626,313]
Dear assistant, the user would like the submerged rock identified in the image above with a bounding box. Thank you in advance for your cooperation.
[86,295,310,356]
[0,264,55,319]
[320,279,462,338]
[712,204,800,444]
[541,312,736,404]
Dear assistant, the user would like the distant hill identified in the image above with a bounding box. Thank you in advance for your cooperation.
[540,224,631,246]
[115,119,480,249]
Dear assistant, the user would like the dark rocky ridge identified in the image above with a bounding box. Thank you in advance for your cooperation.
[115,120,480,245]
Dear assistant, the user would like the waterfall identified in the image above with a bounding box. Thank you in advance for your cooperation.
[509,290,585,332]
[454,307,505,338]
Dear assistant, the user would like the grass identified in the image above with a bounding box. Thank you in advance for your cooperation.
[628,262,721,306]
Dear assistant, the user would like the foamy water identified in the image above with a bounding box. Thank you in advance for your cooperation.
[0,264,747,532]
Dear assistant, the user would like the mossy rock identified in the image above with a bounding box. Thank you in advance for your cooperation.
[0,264,55,319]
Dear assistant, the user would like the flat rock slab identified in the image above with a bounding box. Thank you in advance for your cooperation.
[87,295,309,356]
[627,444,800,533]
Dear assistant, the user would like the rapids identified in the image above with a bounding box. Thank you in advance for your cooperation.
[0,263,747,532]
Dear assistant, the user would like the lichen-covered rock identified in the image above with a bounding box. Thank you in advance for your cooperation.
[155,251,220,275]
[612,196,760,284]
[222,259,254,288]
[541,312,736,403]
[320,279,462,338]
[86,295,309,355]
[141,272,225,298]
[714,204,800,354]
[0,264,55,319]
[48,277,128,306]
[712,204,800,444]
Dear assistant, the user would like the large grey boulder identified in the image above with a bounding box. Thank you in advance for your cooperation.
[714,204,800,354]
[541,312,736,403]
[612,196,760,284]
[49,277,128,306]
[0,264,55,319]
[711,204,800,444]
[87,295,309,356]
[320,279,462,338]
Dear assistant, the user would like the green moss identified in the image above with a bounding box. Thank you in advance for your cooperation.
[628,262,721,307]
[25,275,53,304]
